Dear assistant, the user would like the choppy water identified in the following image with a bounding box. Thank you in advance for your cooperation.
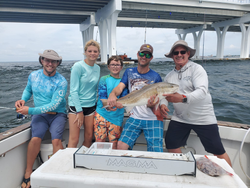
[0,59,249,133]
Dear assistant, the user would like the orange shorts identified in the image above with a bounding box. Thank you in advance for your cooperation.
[94,112,121,142]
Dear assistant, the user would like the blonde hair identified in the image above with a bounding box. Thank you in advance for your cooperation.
[84,39,100,52]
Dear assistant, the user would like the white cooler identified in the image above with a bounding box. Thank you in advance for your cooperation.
[40,139,66,162]
[31,148,247,188]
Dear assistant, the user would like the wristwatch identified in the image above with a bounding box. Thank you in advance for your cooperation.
[182,95,187,103]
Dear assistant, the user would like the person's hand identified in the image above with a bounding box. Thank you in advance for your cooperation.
[106,102,124,111]
[147,95,159,108]
[107,93,118,107]
[74,112,84,128]
[15,100,25,109]
[16,106,29,115]
[163,93,183,103]
[106,106,117,111]
[116,102,124,109]
[160,104,169,119]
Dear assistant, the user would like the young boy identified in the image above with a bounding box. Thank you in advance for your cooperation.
[94,55,128,149]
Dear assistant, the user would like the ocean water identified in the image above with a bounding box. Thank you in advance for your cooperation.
[0,59,249,133]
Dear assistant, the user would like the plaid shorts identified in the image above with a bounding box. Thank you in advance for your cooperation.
[119,117,164,152]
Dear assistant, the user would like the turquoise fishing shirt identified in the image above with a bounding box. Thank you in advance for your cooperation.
[21,69,67,115]
[68,60,100,112]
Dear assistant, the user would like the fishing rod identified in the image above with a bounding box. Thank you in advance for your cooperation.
[144,9,148,44]
[0,106,29,120]
[0,106,16,110]
[202,13,206,65]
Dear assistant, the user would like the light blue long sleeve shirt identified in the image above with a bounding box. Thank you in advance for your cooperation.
[68,60,100,112]
[21,69,67,115]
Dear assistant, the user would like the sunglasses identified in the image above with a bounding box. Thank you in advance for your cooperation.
[173,50,187,55]
[43,58,58,64]
[139,52,152,59]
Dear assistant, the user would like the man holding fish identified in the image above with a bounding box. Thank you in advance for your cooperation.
[160,40,232,166]
[107,44,171,152]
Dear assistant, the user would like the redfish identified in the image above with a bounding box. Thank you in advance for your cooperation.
[101,82,179,108]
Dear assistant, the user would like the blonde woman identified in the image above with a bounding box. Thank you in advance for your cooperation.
[68,40,100,148]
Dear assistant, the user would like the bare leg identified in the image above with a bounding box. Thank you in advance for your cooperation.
[214,152,232,167]
[167,148,182,153]
[68,113,81,148]
[117,141,129,150]
[82,115,94,147]
[52,139,64,154]
[21,137,41,188]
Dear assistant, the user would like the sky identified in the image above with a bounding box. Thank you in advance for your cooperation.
[0,22,242,62]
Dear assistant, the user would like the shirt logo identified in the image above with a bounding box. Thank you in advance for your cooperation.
[58,90,64,96]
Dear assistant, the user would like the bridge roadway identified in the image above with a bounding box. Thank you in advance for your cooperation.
[0,0,250,61]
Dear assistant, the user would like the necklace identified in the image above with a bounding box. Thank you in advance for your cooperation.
[175,66,189,80]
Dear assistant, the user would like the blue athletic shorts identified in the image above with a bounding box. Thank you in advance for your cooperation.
[30,113,67,140]
[119,117,164,152]
[165,120,226,155]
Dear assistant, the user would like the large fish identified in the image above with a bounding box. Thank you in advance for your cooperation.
[196,155,233,177]
[101,82,179,109]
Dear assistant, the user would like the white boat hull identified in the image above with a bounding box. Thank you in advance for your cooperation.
[0,118,249,187]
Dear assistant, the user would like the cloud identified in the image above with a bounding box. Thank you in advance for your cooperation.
[228,44,238,49]
[155,40,165,44]
[0,22,245,62]
[16,44,26,49]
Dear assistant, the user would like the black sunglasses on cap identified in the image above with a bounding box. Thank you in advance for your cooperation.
[173,50,187,55]
[139,52,152,59]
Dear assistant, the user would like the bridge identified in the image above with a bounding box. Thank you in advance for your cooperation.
[1,0,250,63]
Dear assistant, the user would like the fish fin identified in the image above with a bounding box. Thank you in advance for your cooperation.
[153,94,159,103]
[153,102,163,121]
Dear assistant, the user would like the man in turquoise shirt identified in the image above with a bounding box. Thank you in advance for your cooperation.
[15,50,67,188]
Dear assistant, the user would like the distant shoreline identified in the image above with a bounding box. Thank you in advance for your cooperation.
[1,56,249,64]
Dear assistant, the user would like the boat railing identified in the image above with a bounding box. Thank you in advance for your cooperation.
[0,122,31,156]
[0,116,249,156]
